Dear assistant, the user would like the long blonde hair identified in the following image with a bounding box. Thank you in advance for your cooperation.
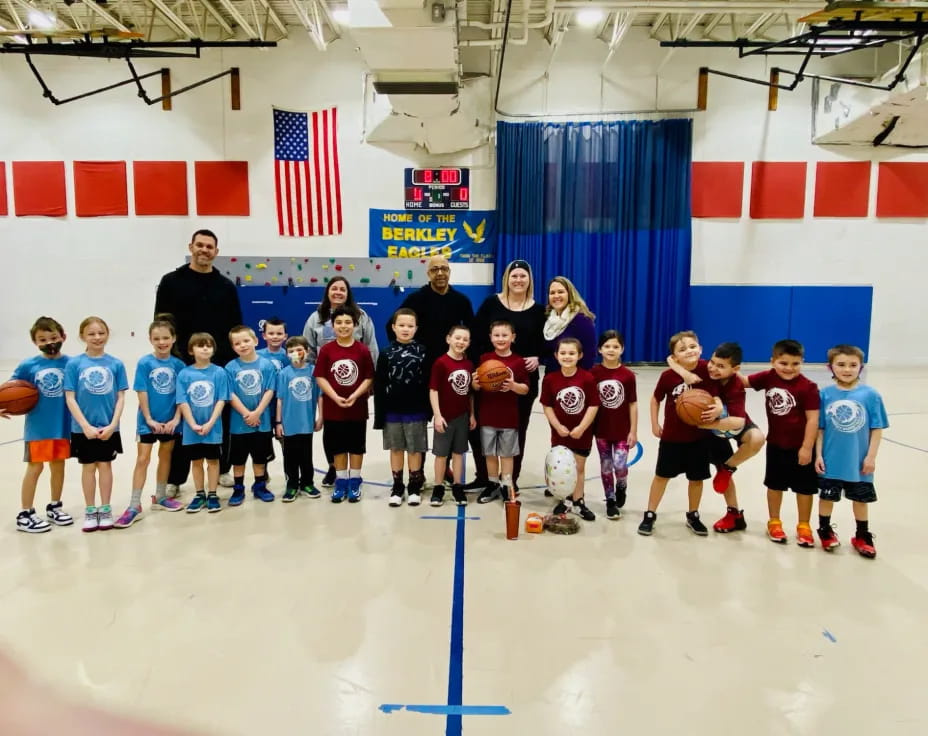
[499,259,535,304]
[545,276,594,320]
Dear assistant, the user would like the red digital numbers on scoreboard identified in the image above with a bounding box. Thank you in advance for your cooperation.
[452,187,469,202]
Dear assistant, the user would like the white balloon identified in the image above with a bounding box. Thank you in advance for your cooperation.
[544,445,577,498]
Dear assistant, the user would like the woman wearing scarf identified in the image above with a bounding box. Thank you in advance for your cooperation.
[541,276,597,373]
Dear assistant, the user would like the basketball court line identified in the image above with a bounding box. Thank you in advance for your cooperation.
[882,437,928,454]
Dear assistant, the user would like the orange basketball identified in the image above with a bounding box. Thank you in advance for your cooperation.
[0,379,40,416]
[476,359,510,392]
[675,388,714,427]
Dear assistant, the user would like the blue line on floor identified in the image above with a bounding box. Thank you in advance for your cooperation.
[883,437,928,454]
[446,503,467,736]
[379,704,510,716]
[420,515,481,521]
[822,630,837,643]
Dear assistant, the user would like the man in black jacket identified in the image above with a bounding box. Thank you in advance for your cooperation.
[155,229,242,491]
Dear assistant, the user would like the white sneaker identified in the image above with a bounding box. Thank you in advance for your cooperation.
[82,510,99,533]
[46,502,73,526]
[388,493,404,507]
[218,473,234,488]
[407,493,421,507]
[17,510,51,534]
[97,508,114,531]
[166,483,180,499]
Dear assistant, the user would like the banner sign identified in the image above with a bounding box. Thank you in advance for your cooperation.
[368,209,497,263]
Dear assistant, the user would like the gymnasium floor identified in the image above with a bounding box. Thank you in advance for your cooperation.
[0,363,925,736]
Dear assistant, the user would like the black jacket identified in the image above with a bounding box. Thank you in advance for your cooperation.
[392,285,474,369]
[373,340,430,429]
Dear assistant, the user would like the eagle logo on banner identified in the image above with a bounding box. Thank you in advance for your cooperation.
[463,219,487,244]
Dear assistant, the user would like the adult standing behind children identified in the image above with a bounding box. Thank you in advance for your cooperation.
[541,277,596,372]
[154,229,242,492]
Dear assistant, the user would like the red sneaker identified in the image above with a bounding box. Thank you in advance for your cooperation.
[713,509,746,533]
[817,525,841,552]
[767,519,787,544]
[796,523,815,548]
[712,466,734,493]
[851,532,876,559]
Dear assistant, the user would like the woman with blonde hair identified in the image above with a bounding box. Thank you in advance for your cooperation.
[541,276,596,372]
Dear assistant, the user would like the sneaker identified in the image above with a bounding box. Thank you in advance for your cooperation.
[712,465,734,494]
[407,492,421,507]
[165,483,181,499]
[331,478,348,503]
[228,485,246,507]
[796,523,815,548]
[82,509,99,533]
[151,495,184,512]
[282,487,299,503]
[615,487,627,508]
[463,478,488,492]
[430,488,445,507]
[451,483,467,506]
[544,489,554,497]
[16,509,51,534]
[347,478,362,503]
[218,473,234,488]
[606,499,621,520]
[571,498,596,522]
[114,506,143,529]
[186,494,207,513]
[206,494,221,513]
[97,508,114,531]
[685,510,708,536]
[817,524,841,552]
[851,531,876,559]
[767,519,787,543]
[321,466,337,488]
[45,502,73,526]
[301,484,321,499]
[637,510,656,536]
[552,500,569,516]
[477,483,501,504]
[252,482,275,503]
[713,508,746,534]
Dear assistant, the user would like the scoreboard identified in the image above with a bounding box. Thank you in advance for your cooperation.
[404,168,470,210]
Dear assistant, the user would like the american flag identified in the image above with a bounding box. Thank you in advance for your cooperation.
[273,107,343,237]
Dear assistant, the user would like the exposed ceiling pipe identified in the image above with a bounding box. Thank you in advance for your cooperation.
[556,1,821,8]
[462,0,530,45]
[600,10,636,71]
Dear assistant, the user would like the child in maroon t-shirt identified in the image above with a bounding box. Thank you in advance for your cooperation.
[541,337,599,521]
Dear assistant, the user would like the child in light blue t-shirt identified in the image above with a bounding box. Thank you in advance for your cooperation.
[176,332,230,513]
[63,316,129,533]
[814,344,888,559]
[257,317,289,372]
[275,336,323,501]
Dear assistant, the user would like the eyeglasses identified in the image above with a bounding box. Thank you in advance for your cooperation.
[429,266,450,273]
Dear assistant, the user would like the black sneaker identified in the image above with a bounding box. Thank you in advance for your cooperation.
[685,510,709,536]
[615,487,627,509]
[451,483,467,506]
[552,500,569,515]
[606,499,621,520]
[571,498,595,522]
[638,511,656,536]
[464,478,489,492]
[430,488,445,507]
[544,489,554,497]
[321,466,336,488]
[477,483,500,504]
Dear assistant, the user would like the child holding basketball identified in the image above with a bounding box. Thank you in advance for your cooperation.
[114,315,186,529]
[542,337,599,521]
[430,325,476,507]
[11,316,73,533]
[474,321,529,504]
[815,344,888,558]
[64,316,129,533]
[275,336,323,501]
[374,308,430,507]
[314,307,375,503]
[591,330,637,520]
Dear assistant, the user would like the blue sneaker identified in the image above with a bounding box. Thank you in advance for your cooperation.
[252,481,275,502]
[301,484,321,499]
[206,494,221,513]
[347,477,362,503]
[186,494,207,513]
[228,485,246,507]
[331,478,348,503]
[282,487,299,503]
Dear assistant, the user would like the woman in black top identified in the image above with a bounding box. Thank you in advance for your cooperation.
[470,259,546,490]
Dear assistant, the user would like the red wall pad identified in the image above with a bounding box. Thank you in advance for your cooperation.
[692,162,744,218]
[74,161,128,217]
[876,162,928,217]
[195,161,250,216]
[0,163,7,216]
[134,161,188,216]
[12,161,67,217]
[814,162,870,217]
[749,162,807,219]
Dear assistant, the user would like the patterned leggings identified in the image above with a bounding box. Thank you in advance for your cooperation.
[596,439,629,501]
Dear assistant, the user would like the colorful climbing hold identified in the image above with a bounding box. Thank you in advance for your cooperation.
[245,274,252,282]
[360,277,370,284]
[335,264,343,271]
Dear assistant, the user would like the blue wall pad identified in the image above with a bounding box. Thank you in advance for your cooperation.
[788,286,872,362]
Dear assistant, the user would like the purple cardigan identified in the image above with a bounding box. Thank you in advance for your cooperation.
[541,312,597,372]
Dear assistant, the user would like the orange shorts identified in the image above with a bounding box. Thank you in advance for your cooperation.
[24,439,71,463]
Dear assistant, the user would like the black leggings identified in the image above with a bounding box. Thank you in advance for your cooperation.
[283,434,315,488]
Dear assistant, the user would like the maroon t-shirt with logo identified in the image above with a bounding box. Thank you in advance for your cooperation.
[540,368,600,451]
[430,353,474,421]
[748,369,820,449]
[704,376,752,425]
[314,339,374,422]
[476,352,528,429]
[591,364,637,442]
[653,360,710,443]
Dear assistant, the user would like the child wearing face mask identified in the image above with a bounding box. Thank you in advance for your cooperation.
[275,336,323,501]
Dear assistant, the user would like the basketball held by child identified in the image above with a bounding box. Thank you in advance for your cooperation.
[0,379,39,416]
[476,359,510,392]
[675,388,714,427]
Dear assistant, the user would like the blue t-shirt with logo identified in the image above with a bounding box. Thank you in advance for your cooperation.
[11,354,71,441]
[276,364,320,436]
[819,383,888,483]
[225,356,276,434]
[133,354,185,435]
[257,347,287,373]
[63,354,129,433]
[176,364,230,445]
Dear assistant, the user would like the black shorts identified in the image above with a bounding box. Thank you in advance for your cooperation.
[70,432,123,464]
[186,443,221,461]
[230,432,274,466]
[764,444,818,495]
[138,433,179,445]
[323,420,367,457]
[818,478,877,503]
[655,439,710,481]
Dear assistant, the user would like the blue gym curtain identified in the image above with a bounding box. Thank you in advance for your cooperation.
[496,118,692,362]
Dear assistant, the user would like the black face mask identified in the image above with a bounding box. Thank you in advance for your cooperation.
[39,341,63,356]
